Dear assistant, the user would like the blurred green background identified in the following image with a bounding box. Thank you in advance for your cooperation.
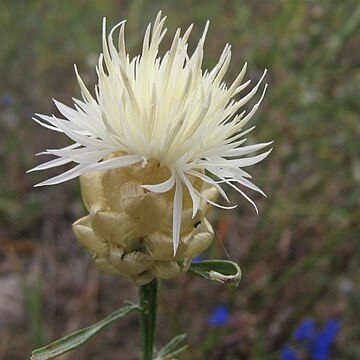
[1,0,360,359]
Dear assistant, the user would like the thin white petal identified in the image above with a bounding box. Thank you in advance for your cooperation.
[195,188,237,210]
[209,167,266,197]
[224,141,273,157]
[178,171,200,218]
[211,173,259,213]
[228,182,259,213]
[32,117,63,133]
[142,172,175,193]
[34,164,88,187]
[199,149,272,169]
[234,177,266,197]
[84,155,143,172]
[233,83,268,130]
[172,175,183,255]
[186,170,230,203]
[227,148,272,167]
[28,157,72,172]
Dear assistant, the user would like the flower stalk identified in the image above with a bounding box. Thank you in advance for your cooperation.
[140,279,159,360]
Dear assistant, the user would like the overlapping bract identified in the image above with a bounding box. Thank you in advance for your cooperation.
[73,159,217,285]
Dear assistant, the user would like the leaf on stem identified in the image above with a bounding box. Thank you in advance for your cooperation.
[154,333,188,360]
[31,304,140,360]
[187,259,242,287]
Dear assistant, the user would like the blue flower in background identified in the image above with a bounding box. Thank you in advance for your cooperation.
[208,305,229,327]
[281,318,341,360]
[280,345,297,360]
[293,318,316,342]
[191,255,204,263]
[311,319,341,360]
[1,93,14,107]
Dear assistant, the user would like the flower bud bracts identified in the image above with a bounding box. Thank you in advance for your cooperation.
[73,159,217,285]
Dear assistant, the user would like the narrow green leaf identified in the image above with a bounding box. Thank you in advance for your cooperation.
[31,304,140,360]
[188,260,242,287]
[160,345,188,360]
[154,334,188,360]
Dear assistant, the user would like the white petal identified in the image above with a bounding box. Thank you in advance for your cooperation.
[28,157,72,172]
[233,83,268,131]
[172,175,183,255]
[84,155,143,172]
[226,148,272,167]
[194,187,237,210]
[178,171,200,218]
[32,117,63,133]
[34,164,88,187]
[186,169,230,202]
[142,172,175,193]
[224,141,273,157]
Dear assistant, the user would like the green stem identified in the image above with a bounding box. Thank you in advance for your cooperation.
[139,279,159,360]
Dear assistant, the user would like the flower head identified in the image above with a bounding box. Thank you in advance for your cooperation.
[30,12,271,254]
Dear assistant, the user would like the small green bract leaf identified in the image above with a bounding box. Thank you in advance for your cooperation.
[154,334,188,360]
[188,260,242,287]
[31,304,140,360]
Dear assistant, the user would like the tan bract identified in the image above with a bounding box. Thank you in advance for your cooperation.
[73,158,217,285]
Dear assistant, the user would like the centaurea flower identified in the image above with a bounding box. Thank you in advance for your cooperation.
[30,12,271,282]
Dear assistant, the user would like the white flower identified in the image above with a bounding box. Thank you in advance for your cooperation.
[30,12,272,254]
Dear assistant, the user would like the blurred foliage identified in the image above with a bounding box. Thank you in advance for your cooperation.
[1,0,360,359]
